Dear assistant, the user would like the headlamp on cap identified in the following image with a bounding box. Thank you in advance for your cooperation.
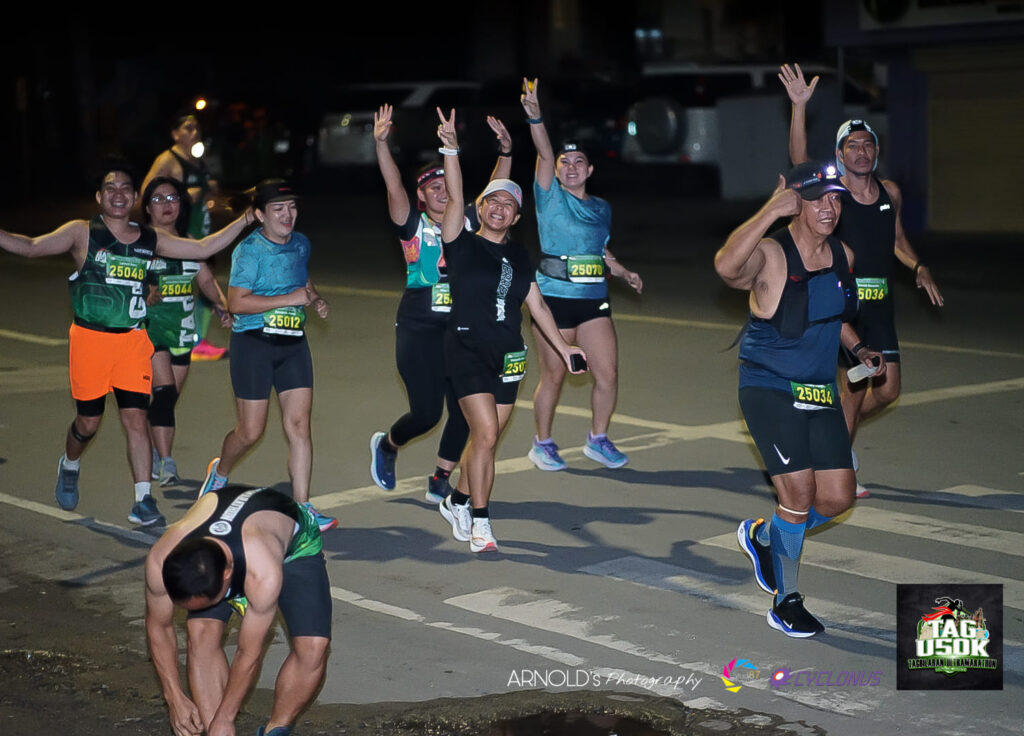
[785,160,846,201]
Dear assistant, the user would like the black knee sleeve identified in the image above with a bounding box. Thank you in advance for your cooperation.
[148,384,178,427]
[69,420,96,445]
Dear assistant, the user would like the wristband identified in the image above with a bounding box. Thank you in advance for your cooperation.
[498,151,512,157]
[438,146,459,156]
[850,341,867,355]
[526,116,543,124]
[914,262,924,274]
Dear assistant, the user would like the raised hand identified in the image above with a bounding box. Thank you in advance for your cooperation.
[768,173,803,219]
[778,63,818,106]
[436,107,458,149]
[374,104,393,142]
[520,77,540,119]
[487,116,512,152]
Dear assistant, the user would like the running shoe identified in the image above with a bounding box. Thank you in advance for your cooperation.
[439,496,471,542]
[425,474,453,504]
[128,495,166,527]
[157,457,180,487]
[55,455,80,511]
[855,483,870,499]
[369,431,397,490]
[303,501,337,532]
[199,457,225,497]
[767,592,825,638]
[256,726,292,736]
[583,433,629,469]
[528,438,567,471]
[470,518,498,553]
[191,338,227,361]
[737,518,776,595]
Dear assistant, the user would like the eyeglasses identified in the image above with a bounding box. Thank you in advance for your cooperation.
[149,194,180,204]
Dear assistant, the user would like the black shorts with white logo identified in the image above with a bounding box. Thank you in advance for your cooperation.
[739,386,852,477]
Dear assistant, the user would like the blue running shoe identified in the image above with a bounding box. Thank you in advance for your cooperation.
[583,433,628,469]
[767,592,825,638]
[128,495,165,526]
[369,431,397,490]
[55,455,80,511]
[303,501,337,532]
[528,438,567,471]
[737,518,776,595]
[199,457,225,497]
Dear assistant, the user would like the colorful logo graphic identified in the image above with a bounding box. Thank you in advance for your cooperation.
[897,584,1003,690]
[720,657,758,693]
[910,596,995,675]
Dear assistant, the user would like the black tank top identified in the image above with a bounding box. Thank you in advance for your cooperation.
[834,178,896,279]
[182,485,300,600]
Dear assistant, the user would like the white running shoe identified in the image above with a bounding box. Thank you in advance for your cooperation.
[470,518,498,553]
[439,496,471,542]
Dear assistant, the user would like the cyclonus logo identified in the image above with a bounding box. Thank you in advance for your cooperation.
[897,584,1002,690]
[770,667,881,688]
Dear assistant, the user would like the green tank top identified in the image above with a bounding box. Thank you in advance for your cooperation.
[146,257,201,348]
[69,216,157,329]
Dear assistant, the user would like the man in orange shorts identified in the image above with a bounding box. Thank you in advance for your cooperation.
[0,156,252,525]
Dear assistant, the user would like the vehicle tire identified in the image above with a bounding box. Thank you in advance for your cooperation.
[631,97,686,156]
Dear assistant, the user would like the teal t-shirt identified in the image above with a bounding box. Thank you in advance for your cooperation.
[534,179,611,299]
[229,229,311,334]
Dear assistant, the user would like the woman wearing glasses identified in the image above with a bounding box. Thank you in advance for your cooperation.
[141,176,232,485]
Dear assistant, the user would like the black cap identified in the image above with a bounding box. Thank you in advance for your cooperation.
[557,141,589,159]
[785,160,846,201]
[253,179,299,210]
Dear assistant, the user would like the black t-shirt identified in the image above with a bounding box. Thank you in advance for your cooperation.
[443,229,535,353]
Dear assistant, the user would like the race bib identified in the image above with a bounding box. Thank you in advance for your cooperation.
[856,277,889,302]
[158,274,195,303]
[263,306,306,337]
[105,254,147,286]
[566,254,605,283]
[500,348,528,383]
[790,381,837,409]
[431,282,452,313]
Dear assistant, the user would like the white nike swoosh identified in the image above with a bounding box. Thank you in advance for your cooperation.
[773,444,791,465]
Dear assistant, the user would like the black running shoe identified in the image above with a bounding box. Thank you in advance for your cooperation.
[737,518,776,595]
[767,592,825,638]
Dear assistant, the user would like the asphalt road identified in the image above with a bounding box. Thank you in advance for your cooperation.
[1,169,1022,735]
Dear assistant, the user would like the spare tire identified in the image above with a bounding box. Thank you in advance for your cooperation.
[631,97,686,156]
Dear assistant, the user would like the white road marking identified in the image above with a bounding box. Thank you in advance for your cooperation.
[699,533,1024,608]
[824,505,1024,555]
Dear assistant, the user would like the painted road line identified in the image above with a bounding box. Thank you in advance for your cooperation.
[581,556,896,640]
[581,556,1024,678]
[894,377,1024,407]
[834,505,1024,556]
[330,585,704,700]
[699,533,1024,609]
[446,585,881,716]
[905,485,1024,513]
[0,329,68,346]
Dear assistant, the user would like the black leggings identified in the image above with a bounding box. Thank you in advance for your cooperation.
[390,320,469,464]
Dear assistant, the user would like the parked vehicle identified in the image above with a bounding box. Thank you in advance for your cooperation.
[621,62,880,167]
[315,81,482,169]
